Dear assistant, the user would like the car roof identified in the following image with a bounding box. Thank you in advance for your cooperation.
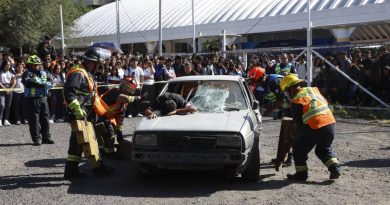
[168,75,244,83]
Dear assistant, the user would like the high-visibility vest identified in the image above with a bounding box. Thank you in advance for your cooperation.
[291,87,335,129]
[275,63,292,76]
[24,70,49,98]
[98,90,126,126]
[65,66,107,116]
[65,66,95,92]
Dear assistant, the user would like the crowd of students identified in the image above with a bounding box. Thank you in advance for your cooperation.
[0,45,389,126]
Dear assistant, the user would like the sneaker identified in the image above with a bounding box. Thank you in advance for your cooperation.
[49,119,54,124]
[287,172,308,181]
[16,121,21,125]
[23,120,29,124]
[4,120,11,126]
[42,137,55,144]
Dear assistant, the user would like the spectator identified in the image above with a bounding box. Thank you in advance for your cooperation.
[142,61,156,102]
[183,63,198,76]
[201,57,215,75]
[0,60,15,126]
[164,58,176,80]
[379,66,390,103]
[295,54,307,79]
[107,67,122,85]
[51,64,65,122]
[37,35,56,61]
[274,53,295,76]
[215,59,227,75]
[172,56,185,77]
[11,62,27,125]
[124,58,144,117]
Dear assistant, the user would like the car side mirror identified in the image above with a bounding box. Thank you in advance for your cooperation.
[252,100,259,110]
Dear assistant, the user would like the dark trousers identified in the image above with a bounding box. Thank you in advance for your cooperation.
[26,97,51,141]
[293,124,337,170]
[50,90,64,120]
[12,92,27,122]
[0,92,13,122]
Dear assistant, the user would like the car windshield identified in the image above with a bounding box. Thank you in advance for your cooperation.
[165,80,248,112]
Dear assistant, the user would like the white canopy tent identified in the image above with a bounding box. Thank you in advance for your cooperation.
[69,0,390,47]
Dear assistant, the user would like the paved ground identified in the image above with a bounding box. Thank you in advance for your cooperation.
[0,117,389,205]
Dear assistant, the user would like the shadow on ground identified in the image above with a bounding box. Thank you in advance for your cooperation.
[64,159,336,198]
[0,143,32,147]
[342,158,390,168]
[0,173,69,190]
[25,158,66,168]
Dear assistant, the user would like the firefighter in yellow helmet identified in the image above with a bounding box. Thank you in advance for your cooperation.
[95,76,140,157]
[280,74,340,181]
[63,47,115,179]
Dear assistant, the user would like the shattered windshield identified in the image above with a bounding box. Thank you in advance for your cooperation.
[166,80,248,112]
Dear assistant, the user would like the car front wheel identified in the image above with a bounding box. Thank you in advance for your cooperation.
[241,136,260,182]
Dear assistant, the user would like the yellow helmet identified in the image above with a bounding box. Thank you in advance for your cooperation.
[279,74,303,91]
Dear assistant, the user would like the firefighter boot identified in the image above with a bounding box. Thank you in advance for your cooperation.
[287,171,308,181]
[329,164,341,180]
[64,161,86,180]
[93,162,115,177]
[42,136,55,144]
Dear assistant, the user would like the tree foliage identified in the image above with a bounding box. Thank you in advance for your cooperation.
[0,0,90,52]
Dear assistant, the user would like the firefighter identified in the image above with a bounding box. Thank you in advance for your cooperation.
[22,55,54,146]
[96,76,139,157]
[63,47,115,179]
[247,66,287,119]
[248,66,293,165]
[279,74,340,181]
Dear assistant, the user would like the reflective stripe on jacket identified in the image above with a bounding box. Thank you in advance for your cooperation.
[291,87,335,129]
[275,63,292,76]
[24,70,49,98]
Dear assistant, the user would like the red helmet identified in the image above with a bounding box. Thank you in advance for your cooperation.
[120,77,137,94]
[248,67,265,81]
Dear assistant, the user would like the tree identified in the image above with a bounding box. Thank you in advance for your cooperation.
[0,0,90,55]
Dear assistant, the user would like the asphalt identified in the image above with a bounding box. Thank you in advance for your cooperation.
[0,117,389,205]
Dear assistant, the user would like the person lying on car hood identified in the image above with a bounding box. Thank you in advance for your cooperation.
[142,92,197,119]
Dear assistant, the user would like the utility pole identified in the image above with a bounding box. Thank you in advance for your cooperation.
[60,4,65,56]
[159,0,163,56]
[116,0,121,46]
[306,0,312,85]
[192,0,196,54]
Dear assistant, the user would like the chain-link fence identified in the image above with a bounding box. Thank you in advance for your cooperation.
[180,44,390,108]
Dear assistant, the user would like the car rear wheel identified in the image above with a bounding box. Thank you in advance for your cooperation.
[241,136,260,182]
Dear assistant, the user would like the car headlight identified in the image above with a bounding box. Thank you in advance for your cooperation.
[134,134,157,146]
[216,135,242,147]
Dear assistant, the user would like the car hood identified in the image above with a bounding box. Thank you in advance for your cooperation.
[135,111,249,133]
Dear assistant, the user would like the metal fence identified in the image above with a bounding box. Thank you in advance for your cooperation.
[186,44,390,108]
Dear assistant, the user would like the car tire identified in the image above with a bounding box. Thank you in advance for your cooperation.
[241,136,260,182]
[223,165,237,180]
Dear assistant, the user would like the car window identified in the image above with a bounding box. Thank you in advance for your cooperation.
[165,80,248,112]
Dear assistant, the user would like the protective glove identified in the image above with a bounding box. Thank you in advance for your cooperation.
[74,107,87,120]
[68,99,86,120]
